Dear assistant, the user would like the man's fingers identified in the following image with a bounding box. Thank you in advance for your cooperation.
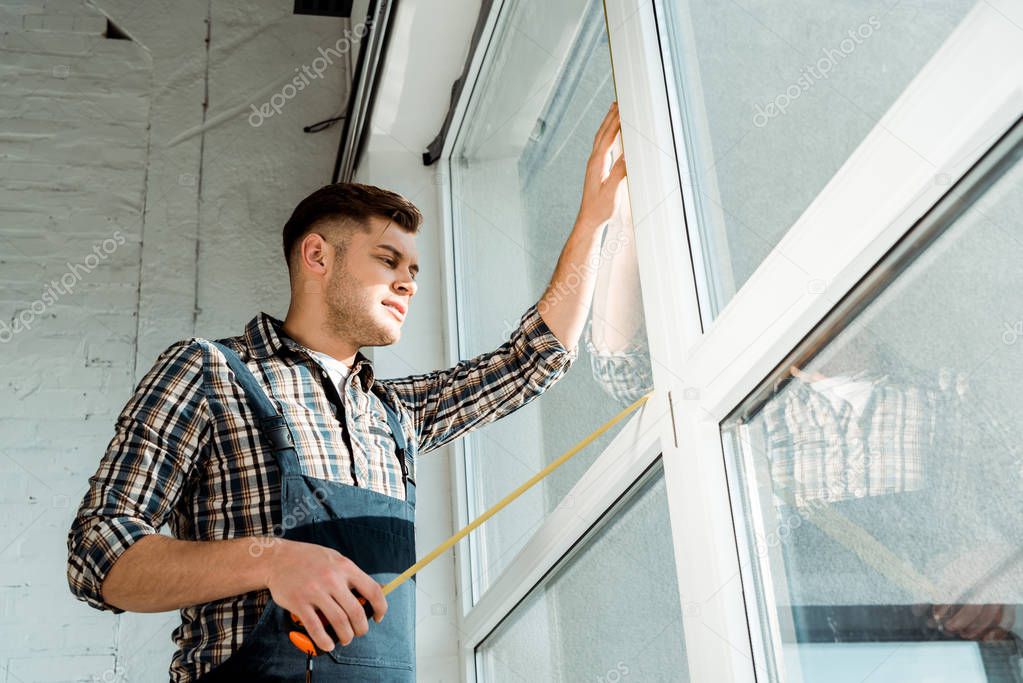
[592,103,615,148]
[945,603,983,633]
[351,574,388,623]
[318,597,355,647]
[596,114,621,157]
[587,128,620,187]
[1001,604,1016,631]
[298,605,335,653]
[336,588,370,639]
[606,154,627,183]
[983,627,1010,642]
[592,102,620,153]
[963,604,1001,640]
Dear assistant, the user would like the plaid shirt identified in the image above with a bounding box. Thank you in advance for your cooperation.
[581,332,1020,515]
[758,365,1010,508]
[582,318,653,406]
[66,301,577,682]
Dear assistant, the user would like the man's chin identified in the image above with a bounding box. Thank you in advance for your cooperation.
[365,325,400,347]
[378,312,403,342]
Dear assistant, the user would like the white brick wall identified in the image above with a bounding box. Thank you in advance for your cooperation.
[0,2,152,680]
[0,0,397,680]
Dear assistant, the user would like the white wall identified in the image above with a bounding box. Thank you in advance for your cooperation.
[0,0,384,679]
[0,1,153,680]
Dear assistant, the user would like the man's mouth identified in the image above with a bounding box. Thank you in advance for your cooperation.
[382,301,405,322]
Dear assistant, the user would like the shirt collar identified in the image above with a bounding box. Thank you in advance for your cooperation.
[242,312,376,391]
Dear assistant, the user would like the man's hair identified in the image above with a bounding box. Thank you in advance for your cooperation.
[282,182,422,275]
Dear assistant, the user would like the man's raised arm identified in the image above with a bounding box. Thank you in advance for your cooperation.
[538,101,627,352]
[385,101,628,455]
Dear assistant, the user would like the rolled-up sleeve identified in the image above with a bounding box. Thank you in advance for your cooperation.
[384,300,577,455]
[583,317,654,407]
[66,339,210,613]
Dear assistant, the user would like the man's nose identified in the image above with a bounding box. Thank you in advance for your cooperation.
[396,278,416,297]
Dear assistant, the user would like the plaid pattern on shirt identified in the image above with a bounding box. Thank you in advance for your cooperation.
[580,324,1017,514]
[760,368,968,507]
[66,301,577,683]
[582,318,653,406]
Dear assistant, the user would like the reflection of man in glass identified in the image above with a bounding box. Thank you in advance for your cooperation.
[583,134,653,406]
[582,120,1023,665]
[766,348,1023,652]
[582,145,1023,650]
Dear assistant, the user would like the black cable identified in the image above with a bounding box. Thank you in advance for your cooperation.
[304,113,347,134]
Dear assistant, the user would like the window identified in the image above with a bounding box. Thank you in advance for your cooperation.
[449,0,652,601]
[441,0,1023,678]
[476,462,686,681]
[628,0,1022,677]
[723,118,1023,682]
[661,0,978,319]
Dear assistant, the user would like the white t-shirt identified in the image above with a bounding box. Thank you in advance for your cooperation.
[809,374,872,419]
[305,348,352,388]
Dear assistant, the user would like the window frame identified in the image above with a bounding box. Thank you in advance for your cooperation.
[436,0,1023,679]
[434,2,677,681]
[623,0,1023,679]
[724,113,1023,683]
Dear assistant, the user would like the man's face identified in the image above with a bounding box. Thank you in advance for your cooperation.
[322,215,419,348]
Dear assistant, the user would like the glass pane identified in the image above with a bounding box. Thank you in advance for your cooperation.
[450,0,653,600]
[476,463,686,681]
[662,0,978,318]
[723,131,1023,681]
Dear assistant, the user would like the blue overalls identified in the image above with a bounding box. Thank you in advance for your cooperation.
[196,341,417,682]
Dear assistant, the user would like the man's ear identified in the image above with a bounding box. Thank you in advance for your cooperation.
[302,233,329,271]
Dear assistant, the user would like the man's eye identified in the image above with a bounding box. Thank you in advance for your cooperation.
[380,256,415,280]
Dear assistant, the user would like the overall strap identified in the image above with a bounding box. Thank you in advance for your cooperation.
[376,387,415,505]
[209,341,303,477]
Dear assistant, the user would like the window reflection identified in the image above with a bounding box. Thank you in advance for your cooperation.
[584,141,654,406]
[450,0,655,598]
[723,130,1023,681]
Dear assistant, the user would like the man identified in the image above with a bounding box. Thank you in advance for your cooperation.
[66,102,627,681]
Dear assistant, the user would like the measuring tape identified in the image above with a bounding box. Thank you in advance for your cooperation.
[288,390,654,657]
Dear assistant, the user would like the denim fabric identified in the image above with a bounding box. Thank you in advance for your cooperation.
[196,342,416,682]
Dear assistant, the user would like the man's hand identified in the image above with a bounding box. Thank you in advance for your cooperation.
[931,603,1015,641]
[264,539,388,652]
[576,101,627,229]
[538,100,629,351]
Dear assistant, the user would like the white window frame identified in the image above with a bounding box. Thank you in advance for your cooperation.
[435,1,678,681]
[604,1,754,679]
[608,0,1023,680]
[436,0,1023,679]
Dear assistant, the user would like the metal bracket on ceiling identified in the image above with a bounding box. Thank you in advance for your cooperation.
[293,0,353,18]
